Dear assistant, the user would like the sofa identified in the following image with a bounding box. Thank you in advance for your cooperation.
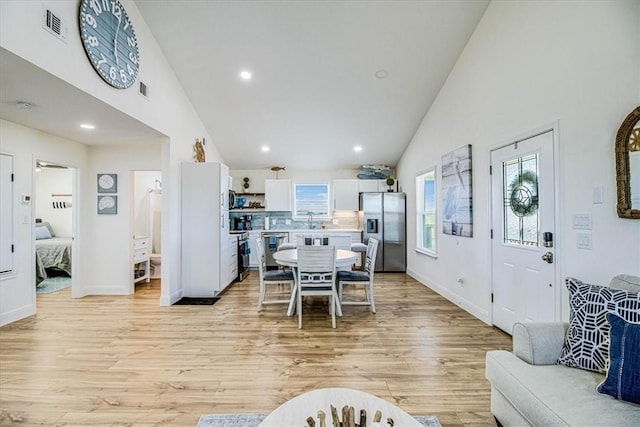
[485,275,640,426]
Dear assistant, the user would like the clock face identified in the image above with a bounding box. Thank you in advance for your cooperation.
[79,0,139,89]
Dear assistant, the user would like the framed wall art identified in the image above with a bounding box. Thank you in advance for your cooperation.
[442,144,473,237]
[97,195,117,215]
[97,173,117,193]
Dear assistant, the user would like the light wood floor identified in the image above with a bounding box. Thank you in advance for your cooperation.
[0,273,511,427]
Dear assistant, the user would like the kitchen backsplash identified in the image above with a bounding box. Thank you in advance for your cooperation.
[229,210,361,231]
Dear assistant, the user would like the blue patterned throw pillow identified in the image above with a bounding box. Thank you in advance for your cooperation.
[557,277,640,373]
[597,313,640,404]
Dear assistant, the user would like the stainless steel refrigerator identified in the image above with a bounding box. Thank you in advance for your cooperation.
[360,192,406,272]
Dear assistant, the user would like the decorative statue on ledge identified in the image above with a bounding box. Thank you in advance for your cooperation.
[194,138,205,163]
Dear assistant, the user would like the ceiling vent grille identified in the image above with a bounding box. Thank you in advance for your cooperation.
[139,81,149,98]
[42,8,67,42]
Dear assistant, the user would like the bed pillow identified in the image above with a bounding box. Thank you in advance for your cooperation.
[557,277,640,373]
[597,313,640,404]
[35,226,52,240]
[36,221,55,237]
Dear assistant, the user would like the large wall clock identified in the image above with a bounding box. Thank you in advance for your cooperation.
[79,0,140,89]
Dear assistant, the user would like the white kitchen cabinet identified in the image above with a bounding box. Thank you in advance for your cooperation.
[358,179,398,193]
[333,179,360,211]
[265,179,291,211]
[248,231,262,268]
[181,162,231,296]
[358,180,379,193]
[225,234,238,286]
[132,236,150,284]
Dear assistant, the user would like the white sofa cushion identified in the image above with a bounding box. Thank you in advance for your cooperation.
[486,350,640,426]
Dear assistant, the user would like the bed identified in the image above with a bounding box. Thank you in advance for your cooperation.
[35,222,72,286]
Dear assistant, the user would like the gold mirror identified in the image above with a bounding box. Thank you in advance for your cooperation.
[615,106,640,219]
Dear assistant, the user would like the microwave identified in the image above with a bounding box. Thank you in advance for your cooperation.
[229,190,236,208]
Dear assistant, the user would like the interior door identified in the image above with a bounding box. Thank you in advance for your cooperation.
[491,130,556,334]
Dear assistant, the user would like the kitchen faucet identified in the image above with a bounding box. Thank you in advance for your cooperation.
[308,211,314,229]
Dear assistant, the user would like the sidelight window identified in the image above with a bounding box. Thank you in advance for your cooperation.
[416,167,437,256]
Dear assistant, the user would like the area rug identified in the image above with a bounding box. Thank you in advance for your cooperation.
[36,276,71,294]
[173,297,220,305]
[197,413,441,427]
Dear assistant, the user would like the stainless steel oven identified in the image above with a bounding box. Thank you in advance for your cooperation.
[235,232,250,281]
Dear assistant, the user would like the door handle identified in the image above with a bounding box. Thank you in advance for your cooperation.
[541,252,553,264]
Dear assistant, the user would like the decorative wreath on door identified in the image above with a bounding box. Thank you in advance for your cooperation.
[508,170,538,217]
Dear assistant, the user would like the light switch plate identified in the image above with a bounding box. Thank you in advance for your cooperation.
[592,186,604,204]
[577,232,592,250]
[572,213,592,230]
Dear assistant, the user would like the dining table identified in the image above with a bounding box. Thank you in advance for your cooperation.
[272,248,359,316]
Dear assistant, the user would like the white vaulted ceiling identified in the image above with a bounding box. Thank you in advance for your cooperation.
[0,1,489,170]
[135,0,489,169]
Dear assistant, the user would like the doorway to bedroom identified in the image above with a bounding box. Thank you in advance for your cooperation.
[131,170,162,298]
[34,160,76,297]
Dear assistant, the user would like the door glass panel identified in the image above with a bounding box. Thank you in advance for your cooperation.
[502,153,539,246]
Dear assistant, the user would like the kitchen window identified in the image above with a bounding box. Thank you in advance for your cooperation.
[416,167,437,257]
[293,183,330,218]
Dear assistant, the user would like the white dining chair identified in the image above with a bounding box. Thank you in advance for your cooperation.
[337,238,379,313]
[296,245,338,328]
[256,238,295,311]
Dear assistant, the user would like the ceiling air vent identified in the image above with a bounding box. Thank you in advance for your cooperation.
[42,8,67,42]
[139,81,149,99]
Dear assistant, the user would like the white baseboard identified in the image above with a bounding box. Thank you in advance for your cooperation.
[160,288,182,306]
[82,286,130,295]
[407,267,491,325]
[0,303,35,327]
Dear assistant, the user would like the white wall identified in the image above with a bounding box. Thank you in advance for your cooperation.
[133,170,162,236]
[0,0,225,320]
[84,145,161,294]
[0,120,88,325]
[397,0,640,323]
[35,166,73,237]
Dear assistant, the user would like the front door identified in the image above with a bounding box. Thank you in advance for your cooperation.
[490,130,557,334]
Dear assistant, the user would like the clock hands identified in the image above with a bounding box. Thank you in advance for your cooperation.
[113,11,122,66]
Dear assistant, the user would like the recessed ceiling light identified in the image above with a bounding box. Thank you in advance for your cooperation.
[354,145,363,152]
[240,70,252,80]
[375,69,388,79]
[80,123,95,130]
[261,145,270,152]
